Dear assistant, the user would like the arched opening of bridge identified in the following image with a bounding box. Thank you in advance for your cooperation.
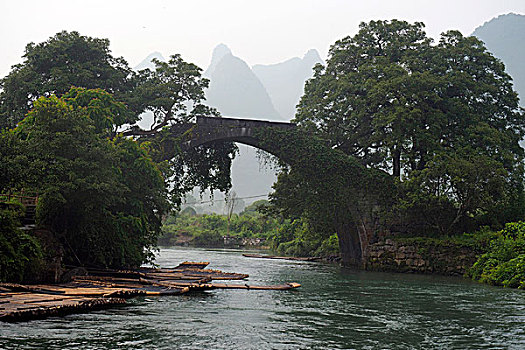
[181,144,278,215]
[177,116,391,266]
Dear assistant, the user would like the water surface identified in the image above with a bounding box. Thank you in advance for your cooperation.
[1,247,524,349]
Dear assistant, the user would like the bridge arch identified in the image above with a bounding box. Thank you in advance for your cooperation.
[176,116,388,266]
[181,116,296,160]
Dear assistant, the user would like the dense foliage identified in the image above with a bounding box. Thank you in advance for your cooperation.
[0,203,43,282]
[255,127,392,263]
[11,93,169,268]
[270,218,339,257]
[0,31,238,280]
[159,201,340,257]
[274,20,525,244]
[469,222,525,288]
[159,202,282,247]
[0,31,136,129]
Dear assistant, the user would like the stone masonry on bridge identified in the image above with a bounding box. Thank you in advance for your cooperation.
[182,116,296,151]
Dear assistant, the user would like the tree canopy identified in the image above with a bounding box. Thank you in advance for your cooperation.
[0,31,238,276]
[11,93,169,268]
[0,31,135,129]
[288,20,525,236]
[124,55,218,136]
[0,30,237,198]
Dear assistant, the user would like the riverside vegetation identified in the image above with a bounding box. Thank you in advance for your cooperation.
[159,200,281,247]
[159,200,340,258]
[2,20,525,289]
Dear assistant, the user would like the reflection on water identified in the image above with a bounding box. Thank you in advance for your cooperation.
[2,247,524,349]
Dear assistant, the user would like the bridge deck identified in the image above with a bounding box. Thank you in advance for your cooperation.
[196,116,295,129]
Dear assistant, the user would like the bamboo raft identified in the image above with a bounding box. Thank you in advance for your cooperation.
[0,261,300,322]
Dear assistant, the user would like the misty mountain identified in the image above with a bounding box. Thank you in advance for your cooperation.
[202,44,287,201]
[134,51,165,71]
[472,13,525,101]
[204,44,231,77]
[253,49,323,120]
[204,44,282,120]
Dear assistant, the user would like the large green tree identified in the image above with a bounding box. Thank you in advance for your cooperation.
[0,31,136,129]
[1,30,237,204]
[293,20,525,235]
[1,83,235,271]
[14,92,169,268]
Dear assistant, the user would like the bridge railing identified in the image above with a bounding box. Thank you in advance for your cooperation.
[0,192,39,206]
[196,116,296,129]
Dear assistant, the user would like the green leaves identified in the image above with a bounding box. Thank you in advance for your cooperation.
[255,127,393,262]
[128,54,217,135]
[0,204,44,283]
[9,92,169,268]
[295,19,525,235]
[469,222,525,288]
[63,87,135,133]
[0,31,134,129]
[0,29,238,269]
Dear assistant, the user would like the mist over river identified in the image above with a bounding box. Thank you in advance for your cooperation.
[1,247,524,349]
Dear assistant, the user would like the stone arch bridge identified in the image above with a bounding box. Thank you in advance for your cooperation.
[171,116,384,267]
[181,116,296,157]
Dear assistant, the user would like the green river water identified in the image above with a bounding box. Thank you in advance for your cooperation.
[1,247,524,349]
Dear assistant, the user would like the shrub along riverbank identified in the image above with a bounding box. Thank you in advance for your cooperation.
[159,200,281,248]
[159,212,279,248]
[162,203,525,289]
[467,222,525,288]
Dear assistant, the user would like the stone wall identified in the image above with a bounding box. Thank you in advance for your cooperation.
[365,238,479,276]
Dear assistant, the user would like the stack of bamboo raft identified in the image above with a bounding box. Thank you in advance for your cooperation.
[0,261,300,322]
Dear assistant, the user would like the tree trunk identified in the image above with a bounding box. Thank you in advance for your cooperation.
[392,148,401,179]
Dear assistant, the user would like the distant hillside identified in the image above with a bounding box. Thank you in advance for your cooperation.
[134,51,165,71]
[204,44,282,120]
[472,13,525,101]
[253,49,323,120]
[204,44,231,77]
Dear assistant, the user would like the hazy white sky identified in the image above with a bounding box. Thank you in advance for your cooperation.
[1,0,525,77]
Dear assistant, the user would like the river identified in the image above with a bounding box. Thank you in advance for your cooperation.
[1,247,524,349]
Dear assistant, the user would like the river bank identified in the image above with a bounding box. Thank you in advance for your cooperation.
[161,214,525,289]
[365,237,479,276]
[161,234,483,278]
